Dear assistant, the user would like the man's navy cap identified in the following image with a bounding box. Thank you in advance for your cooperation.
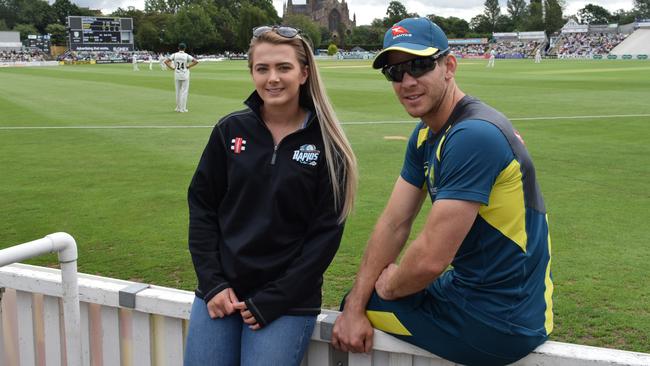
[372,17,450,69]
[178,42,187,49]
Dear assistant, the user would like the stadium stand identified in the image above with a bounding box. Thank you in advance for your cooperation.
[451,44,487,57]
[491,31,547,59]
[0,49,47,62]
[549,19,639,59]
[609,28,650,57]
[0,31,22,51]
[556,32,627,58]
[449,38,489,58]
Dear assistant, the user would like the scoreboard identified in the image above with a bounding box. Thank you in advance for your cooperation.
[23,34,51,53]
[68,16,133,51]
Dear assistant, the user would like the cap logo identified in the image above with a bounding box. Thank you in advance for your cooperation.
[391,25,412,39]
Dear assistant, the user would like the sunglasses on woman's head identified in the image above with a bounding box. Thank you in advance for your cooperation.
[381,52,447,82]
[252,26,300,38]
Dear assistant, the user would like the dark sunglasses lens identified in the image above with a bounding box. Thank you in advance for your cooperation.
[383,57,437,82]
[382,66,400,82]
[409,58,436,77]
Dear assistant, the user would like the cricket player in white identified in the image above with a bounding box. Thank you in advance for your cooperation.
[165,43,198,113]
[487,49,496,68]
[159,54,166,70]
[535,48,542,63]
[132,54,139,71]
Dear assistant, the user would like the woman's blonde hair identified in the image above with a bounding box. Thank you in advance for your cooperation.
[248,30,357,223]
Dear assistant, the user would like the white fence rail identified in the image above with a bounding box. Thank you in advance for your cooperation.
[2,254,650,365]
[0,233,81,366]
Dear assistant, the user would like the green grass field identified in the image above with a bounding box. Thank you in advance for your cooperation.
[1,59,649,352]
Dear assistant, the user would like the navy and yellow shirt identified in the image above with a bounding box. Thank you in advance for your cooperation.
[401,96,553,337]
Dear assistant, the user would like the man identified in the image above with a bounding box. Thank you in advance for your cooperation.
[132,53,139,71]
[148,54,153,70]
[165,43,198,113]
[159,53,167,71]
[535,47,542,63]
[331,18,553,366]
[487,48,496,67]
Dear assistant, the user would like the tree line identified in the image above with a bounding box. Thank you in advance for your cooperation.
[1,0,648,53]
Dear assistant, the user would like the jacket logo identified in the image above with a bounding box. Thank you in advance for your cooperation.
[293,144,320,166]
[231,137,246,154]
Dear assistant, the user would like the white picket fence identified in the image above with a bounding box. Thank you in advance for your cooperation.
[2,236,650,366]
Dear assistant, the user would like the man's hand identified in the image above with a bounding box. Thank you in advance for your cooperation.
[375,263,399,300]
[331,310,374,353]
[206,288,239,319]
[233,301,261,330]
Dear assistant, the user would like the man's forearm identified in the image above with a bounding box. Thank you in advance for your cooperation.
[344,215,410,312]
[382,199,480,299]
[383,237,444,299]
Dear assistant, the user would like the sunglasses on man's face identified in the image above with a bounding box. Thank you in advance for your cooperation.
[382,54,444,82]
[252,26,300,38]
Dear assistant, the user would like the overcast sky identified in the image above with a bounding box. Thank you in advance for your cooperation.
[62,0,635,26]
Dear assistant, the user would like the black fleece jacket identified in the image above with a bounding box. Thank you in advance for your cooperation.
[187,91,345,327]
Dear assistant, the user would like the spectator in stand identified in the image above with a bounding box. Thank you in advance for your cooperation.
[0,49,46,62]
[556,32,627,58]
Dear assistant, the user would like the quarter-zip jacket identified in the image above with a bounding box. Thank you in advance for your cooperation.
[188,91,345,327]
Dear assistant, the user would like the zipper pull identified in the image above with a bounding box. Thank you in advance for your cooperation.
[271,145,278,165]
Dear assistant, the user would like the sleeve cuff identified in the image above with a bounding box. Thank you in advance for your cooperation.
[245,298,269,327]
[435,190,489,205]
[202,282,231,303]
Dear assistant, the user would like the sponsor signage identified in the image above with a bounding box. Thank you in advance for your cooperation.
[607,55,618,59]
[637,54,648,60]
[593,54,603,59]
[95,59,128,64]
[449,38,487,45]
[622,54,633,59]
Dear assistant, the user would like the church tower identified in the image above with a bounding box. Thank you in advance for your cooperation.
[283,0,356,45]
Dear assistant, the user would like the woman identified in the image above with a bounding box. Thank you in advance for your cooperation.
[184,26,358,365]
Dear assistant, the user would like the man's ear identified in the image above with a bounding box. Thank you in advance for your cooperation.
[444,54,457,80]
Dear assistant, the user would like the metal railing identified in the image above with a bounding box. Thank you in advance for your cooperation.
[0,233,81,366]
[2,235,650,365]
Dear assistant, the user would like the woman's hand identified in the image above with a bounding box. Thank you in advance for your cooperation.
[234,301,261,330]
[206,288,239,318]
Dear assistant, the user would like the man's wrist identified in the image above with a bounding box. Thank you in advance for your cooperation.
[342,294,368,314]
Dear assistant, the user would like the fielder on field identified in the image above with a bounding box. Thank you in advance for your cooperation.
[535,48,542,63]
[487,48,496,67]
[165,43,198,113]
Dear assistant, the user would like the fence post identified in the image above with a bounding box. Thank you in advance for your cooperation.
[0,232,81,366]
